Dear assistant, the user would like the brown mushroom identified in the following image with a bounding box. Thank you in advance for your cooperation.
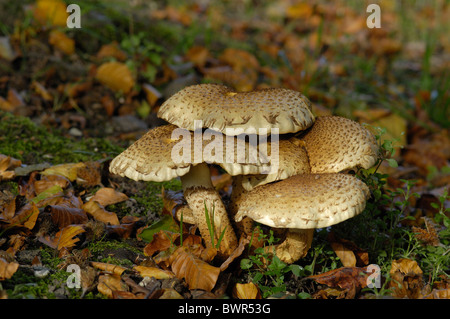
[234,173,370,264]
[157,83,315,135]
[298,116,379,173]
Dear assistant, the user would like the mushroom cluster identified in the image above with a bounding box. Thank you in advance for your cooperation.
[109,83,378,263]
[109,84,315,259]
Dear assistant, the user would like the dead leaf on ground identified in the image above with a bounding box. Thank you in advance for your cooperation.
[0,258,19,280]
[97,273,128,298]
[389,258,425,299]
[133,265,174,280]
[45,205,88,228]
[41,163,86,182]
[233,282,261,299]
[327,232,369,267]
[96,61,135,94]
[89,187,128,207]
[90,261,127,276]
[82,200,120,225]
[308,266,371,299]
[170,247,220,291]
[38,224,85,250]
[412,217,440,246]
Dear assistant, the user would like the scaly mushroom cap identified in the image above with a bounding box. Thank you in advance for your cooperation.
[235,173,370,229]
[300,116,379,173]
[109,124,280,182]
[240,138,311,190]
[157,84,315,135]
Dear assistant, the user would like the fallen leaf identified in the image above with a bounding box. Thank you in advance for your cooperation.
[170,247,220,291]
[75,161,102,187]
[328,232,369,267]
[97,274,128,298]
[0,258,19,280]
[308,267,371,299]
[89,187,128,207]
[90,262,127,276]
[133,265,174,279]
[96,42,127,61]
[162,188,195,224]
[233,282,261,299]
[39,224,86,250]
[389,258,425,299]
[96,61,135,94]
[49,30,75,55]
[412,217,440,246]
[41,163,86,182]
[45,205,88,228]
[82,200,120,225]
[33,0,68,27]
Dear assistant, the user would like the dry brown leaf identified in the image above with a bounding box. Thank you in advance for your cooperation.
[185,46,210,68]
[97,274,128,298]
[0,155,21,181]
[143,230,178,257]
[6,202,39,230]
[233,282,261,299]
[45,205,88,228]
[89,188,128,207]
[96,61,135,94]
[389,258,425,299]
[308,267,371,299]
[34,174,70,195]
[82,200,120,225]
[162,188,194,224]
[39,225,85,250]
[0,257,19,280]
[170,247,220,291]
[31,81,52,101]
[91,262,127,276]
[133,265,174,279]
[328,233,369,267]
[142,83,162,107]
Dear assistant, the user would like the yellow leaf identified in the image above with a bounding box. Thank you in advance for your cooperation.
[91,262,127,276]
[96,62,135,94]
[49,30,75,55]
[233,282,261,299]
[286,3,313,19]
[97,274,128,298]
[0,258,19,280]
[82,201,120,225]
[39,225,85,250]
[133,266,174,279]
[33,0,68,27]
[41,163,85,181]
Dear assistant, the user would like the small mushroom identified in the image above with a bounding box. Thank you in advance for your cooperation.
[298,116,379,173]
[157,83,315,135]
[234,173,370,264]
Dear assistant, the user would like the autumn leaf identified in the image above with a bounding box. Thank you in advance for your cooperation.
[45,205,88,228]
[0,258,19,281]
[96,61,135,94]
[97,274,128,298]
[170,247,220,291]
[33,0,68,27]
[49,30,75,55]
[327,232,369,267]
[412,217,440,246]
[89,187,128,207]
[389,258,425,299]
[90,262,127,276]
[233,282,261,299]
[82,200,120,225]
[38,225,85,250]
[308,267,371,299]
[133,265,174,280]
[41,163,86,182]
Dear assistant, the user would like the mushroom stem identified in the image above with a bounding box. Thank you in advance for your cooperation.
[229,176,255,237]
[265,228,314,264]
[181,163,238,258]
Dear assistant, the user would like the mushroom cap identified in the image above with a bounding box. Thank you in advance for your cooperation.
[240,138,311,190]
[234,173,370,229]
[300,116,378,173]
[109,124,282,182]
[157,84,315,136]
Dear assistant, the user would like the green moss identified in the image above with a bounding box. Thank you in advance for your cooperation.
[0,111,123,165]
